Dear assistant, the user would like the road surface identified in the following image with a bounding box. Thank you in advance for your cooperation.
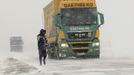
[0,53,134,75]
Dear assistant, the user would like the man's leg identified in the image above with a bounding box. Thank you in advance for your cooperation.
[39,55,42,65]
[43,54,47,65]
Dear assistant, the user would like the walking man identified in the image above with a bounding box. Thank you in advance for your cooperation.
[37,29,47,65]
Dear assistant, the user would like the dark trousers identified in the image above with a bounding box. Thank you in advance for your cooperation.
[38,48,47,65]
[39,54,46,65]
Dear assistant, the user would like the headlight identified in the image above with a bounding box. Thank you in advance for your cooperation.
[61,43,69,48]
[92,42,100,46]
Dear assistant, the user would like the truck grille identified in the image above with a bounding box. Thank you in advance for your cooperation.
[73,49,88,53]
[68,32,92,39]
[69,42,92,47]
[71,43,90,48]
[69,42,92,54]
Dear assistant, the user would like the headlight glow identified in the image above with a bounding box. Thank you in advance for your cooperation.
[61,43,69,48]
[92,42,100,46]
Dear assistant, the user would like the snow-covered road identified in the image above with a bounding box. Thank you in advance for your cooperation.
[0,53,134,75]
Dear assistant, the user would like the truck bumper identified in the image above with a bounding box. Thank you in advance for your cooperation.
[59,47,100,58]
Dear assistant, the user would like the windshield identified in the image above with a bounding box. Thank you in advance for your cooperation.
[61,8,97,25]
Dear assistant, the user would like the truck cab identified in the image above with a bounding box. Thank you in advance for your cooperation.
[44,0,104,59]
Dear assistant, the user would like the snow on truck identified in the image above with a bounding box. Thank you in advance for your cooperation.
[43,0,104,59]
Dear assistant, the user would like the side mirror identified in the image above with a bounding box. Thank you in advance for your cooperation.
[56,13,62,29]
[57,13,61,24]
[97,12,104,27]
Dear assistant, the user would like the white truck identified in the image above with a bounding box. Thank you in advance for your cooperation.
[10,36,23,52]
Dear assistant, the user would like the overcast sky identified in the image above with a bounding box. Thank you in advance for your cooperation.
[0,0,51,54]
[0,0,134,58]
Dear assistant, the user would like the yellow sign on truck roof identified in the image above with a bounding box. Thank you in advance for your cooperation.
[60,0,96,8]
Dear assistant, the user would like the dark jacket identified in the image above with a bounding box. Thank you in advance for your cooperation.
[37,29,46,56]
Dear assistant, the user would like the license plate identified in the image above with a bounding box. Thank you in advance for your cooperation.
[77,53,85,56]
